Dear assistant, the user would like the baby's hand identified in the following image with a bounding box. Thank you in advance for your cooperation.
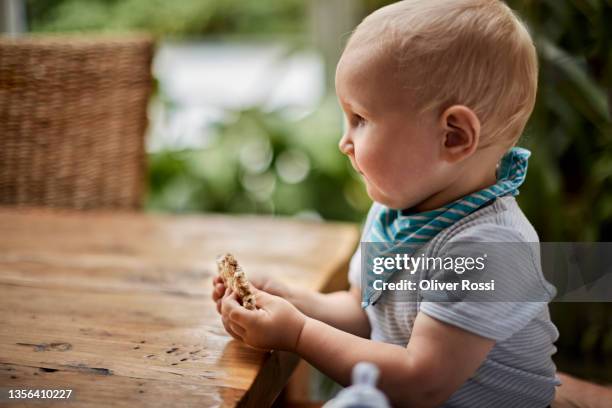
[212,275,227,314]
[248,274,290,298]
[221,287,306,351]
[212,274,290,314]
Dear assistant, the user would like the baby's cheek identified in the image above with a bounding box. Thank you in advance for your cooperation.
[357,139,388,168]
[361,156,402,198]
[356,148,387,180]
[382,152,429,192]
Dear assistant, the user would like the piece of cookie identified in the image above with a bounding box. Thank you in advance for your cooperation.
[216,253,256,310]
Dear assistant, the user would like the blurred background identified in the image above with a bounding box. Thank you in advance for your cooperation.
[5,0,611,399]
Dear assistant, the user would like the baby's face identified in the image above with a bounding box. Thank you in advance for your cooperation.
[335,46,449,210]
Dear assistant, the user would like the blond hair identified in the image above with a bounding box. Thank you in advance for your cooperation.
[347,0,538,147]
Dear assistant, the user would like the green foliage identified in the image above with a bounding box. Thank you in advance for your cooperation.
[508,0,612,241]
[505,0,612,383]
[26,0,306,37]
[27,0,612,241]
[147,99,371,222]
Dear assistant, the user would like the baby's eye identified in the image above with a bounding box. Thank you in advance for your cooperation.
[353,114,366,126]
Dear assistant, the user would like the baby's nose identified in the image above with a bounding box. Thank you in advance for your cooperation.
[338,133,354,156]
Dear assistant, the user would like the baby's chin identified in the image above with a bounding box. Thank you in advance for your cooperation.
[365,183,416,210]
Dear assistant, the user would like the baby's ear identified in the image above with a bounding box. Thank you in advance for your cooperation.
[440,105,481,163]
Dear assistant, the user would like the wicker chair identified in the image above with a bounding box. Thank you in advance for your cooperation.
[0,34,154,210]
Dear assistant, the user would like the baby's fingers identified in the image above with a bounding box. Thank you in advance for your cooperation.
[215,285,234,313]
[213,282,225,300]
[212,276,226,301]
[228,301,262,330]
[221,288,240,315]
[214,275,224,285]
[221,315,243,341]
[229,322,246,338]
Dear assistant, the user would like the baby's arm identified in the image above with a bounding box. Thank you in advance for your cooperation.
[296,311,494,408]
[286,285,370,338]
[222,286,494,408]
[213,275,370,338]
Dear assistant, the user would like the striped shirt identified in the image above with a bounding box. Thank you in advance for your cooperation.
[349,197,560,407]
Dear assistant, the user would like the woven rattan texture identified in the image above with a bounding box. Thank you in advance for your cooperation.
[0,35,154,210]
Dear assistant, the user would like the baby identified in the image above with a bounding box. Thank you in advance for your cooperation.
[213,0,559,406]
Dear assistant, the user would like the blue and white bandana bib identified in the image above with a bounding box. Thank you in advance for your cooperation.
[361,147,531,307]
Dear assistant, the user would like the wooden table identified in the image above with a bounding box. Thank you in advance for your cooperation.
[0,208,359,407]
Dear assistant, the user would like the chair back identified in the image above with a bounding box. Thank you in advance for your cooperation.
[0,35,154,210]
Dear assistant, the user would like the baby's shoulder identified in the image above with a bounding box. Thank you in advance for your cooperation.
[435,196,539,245]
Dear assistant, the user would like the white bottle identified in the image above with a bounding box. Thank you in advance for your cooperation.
[322,362,391,408]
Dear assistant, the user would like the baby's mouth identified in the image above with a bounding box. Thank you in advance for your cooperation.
[349,157,363,175]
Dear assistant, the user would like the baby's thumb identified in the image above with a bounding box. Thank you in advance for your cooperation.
[248,274,275,293]
[252,287,274,308]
